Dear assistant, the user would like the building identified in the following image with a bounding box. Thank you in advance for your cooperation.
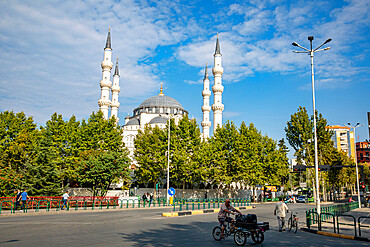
[326,125,355,161]
[97,29,225,167]
[356,141,370,164]
[122,84,188,164]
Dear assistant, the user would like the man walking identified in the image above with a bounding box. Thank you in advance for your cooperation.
[20,189,29,212]
[14,189,22,211]
[61,191,69,210]
[274,197,288,232]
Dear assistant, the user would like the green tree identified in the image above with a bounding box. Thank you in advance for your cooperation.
[78,150,131,197]
[170,115,202,189]
[134,125,167,188]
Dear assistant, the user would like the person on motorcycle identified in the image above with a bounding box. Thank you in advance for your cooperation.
[218,199,242,239]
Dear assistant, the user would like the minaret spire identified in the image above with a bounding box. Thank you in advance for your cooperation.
[111,56,120,123]
[98,28,113,119]
[204,62,209,80]
[105,27,111,49]
[114,57,119,76]
[212,34,224,133]
[201,63,211,139]
[215,33,221,55]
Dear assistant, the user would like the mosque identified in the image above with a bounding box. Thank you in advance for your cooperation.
[98,30,225,167]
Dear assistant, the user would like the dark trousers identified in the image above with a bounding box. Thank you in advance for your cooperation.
[14,201,20,210]
[21,200,27,210]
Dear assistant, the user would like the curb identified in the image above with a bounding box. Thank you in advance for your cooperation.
[162,206,254,217]
[301,227,370,242]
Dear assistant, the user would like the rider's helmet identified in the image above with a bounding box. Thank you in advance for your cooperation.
[225,199,230,204]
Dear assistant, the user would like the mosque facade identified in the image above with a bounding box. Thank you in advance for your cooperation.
[97,30,224,167]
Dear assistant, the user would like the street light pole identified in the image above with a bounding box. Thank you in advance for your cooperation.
[167,116,171,205]
[346,123,364,208]
[292,36,332,215]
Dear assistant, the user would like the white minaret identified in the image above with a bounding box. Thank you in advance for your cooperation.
[201,63,211,139]
[111,57,120,123]
[98,28,113,119]
[212,34,224,133]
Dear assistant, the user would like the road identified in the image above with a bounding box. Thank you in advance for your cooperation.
[0,203,368,246]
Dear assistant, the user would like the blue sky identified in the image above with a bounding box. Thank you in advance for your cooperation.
[0,0,369,155]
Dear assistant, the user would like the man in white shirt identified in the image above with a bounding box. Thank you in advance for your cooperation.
[274,197,289,232]
[61,191,69,210]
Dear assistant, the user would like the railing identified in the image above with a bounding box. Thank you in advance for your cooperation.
[172,198,251,212]
[319,212,336,233]
[0,197,251,214]
[0,196,119,214]
[337,214,357,236]
[306,201,359,228]
[358,216,370,237]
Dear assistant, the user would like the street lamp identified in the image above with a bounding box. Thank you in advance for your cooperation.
[346,122,364,208]
[292,36,332,215]
[162,113,177,205]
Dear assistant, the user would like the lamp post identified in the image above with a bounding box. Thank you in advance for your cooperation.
[346,122,364,208]
[163,113,177,205]
[292,36,332,215]
[167,116,170,205]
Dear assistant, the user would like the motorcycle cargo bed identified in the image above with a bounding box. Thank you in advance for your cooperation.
[257,222,269,231]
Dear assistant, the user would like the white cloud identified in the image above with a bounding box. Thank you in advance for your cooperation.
[176,0,369,88]
[0,0,196,125]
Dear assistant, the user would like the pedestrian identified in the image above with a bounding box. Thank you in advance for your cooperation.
[14,189,22,211]
[274,197,289,232]
[142,193,147,202]
[20,189,29,212]
[146,192,150,202]
[61,191,69,210]
[258,194,262,203]
[149,192,153,204]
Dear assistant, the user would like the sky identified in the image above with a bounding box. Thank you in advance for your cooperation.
[0,0,369,156]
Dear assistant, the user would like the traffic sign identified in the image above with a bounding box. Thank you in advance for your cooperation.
[168,187,176,196]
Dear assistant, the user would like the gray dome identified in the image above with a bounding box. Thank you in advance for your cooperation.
[149,116,168,124]
[138,94,185,110]
[125,118,140,126]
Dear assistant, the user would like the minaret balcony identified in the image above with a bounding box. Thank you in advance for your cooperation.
[101,61,113,69]
[202,90,211,97]
[100,80,112,88]
[212,66,224,75]
[202,105,211,112]
[111,85,121,92]
[111,101,120,108]
[201,121,211,127]
[212,84,224,93]
[98,99,111,107]
[212,104,224,112]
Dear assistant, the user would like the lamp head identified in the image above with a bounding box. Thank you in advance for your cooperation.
[324,38,332,44]
[292,42,299,47]
[308,36,314,41]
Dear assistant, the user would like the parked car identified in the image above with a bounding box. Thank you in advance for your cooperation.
[297,195,306,203]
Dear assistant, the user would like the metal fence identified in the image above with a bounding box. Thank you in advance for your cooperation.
[306,202,359,228]
[0,196,251,214]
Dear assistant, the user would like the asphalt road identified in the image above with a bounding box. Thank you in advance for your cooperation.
[0,203,368,246]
